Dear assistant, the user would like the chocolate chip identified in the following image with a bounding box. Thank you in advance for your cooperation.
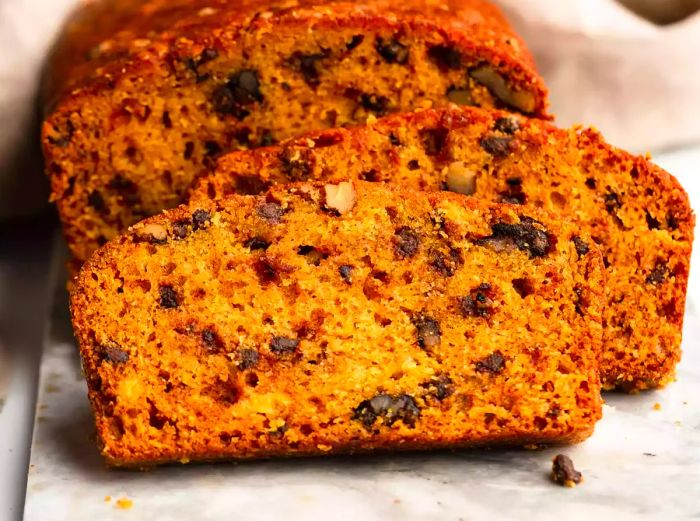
[100,344,129,364]
[646,262,669,285]
[279,148,315,181]
[475,351,505,374]
[245,237,270,251]
[286,51,329,87]
[297,245,328,266]
[360,93,389,115]
[645,211,661,230]
[172,219,191,239]
[201,328,223,351]
[346,34,364,50]
[476,217,553,258]
[259,130,276,147]
[407,160,420,171]
[604,191,622,213]
[420,127,449,157]
[256,202,286,224]
[480,135,515,158]
[459,283,496,318]
[430,247,464,277]
[162,111,173,128]
[211,69,263,119]
[389,133,401,146]
[253,256,294,284]
[270,336,299,355]
[585,178,597,189]
[47,120,74,147]
[353,393,420,429]
[572,236,590,258]
[339,264,354,283]
[204,141,222,157]
[192,209,211,230]
[493,117,520,134]
[573,284,588,316]
[158,285,179,309]
[512,277,534,298]
[238,348,259,369]
[359,169,381,182]
[421,375,454,401]
[394,227,421,259]
[87,190,107,214]
[551,454,583,487]
[375,37,409,64]
[412,315,441,349]
[427,45,462,70]
[499,177,526,205]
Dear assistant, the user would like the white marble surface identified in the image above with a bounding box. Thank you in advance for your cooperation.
[22,148,700,521]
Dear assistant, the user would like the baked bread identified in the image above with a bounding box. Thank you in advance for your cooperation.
[191,106,695,391]
[71,181,603,467]
[43,0,548,265]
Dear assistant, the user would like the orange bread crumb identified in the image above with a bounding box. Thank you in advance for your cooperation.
[71,181,603,467]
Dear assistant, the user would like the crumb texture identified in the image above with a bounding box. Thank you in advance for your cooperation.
[43,0,549,264]
[193,106,695,391]
[71,182,603,467]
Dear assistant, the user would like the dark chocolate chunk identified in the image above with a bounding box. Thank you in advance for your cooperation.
[475,350,506,374]
[480,135,515,158]
[421,375,454,401]
[201,328,223,351]
[407,160,420,171]
[375,37,409,64]
[279,148,315,181]
[359,169,381,182]
[204,140,222,157]
[389,133,401,146]
[211,69,263,119]
[339,264,354,283]
[394,227,421,259]
[512,277,534,298]
[286,51,329,87]
[353,393,420,429]
[572,236,590,258]
[493,117,520,134]
[256,202,286,224]
[238,348,259,369]
[100,344,129,364]
[427,45,462,70]
[585,177,597,189]
[259,130,276,147]
[87,190,107,214]
[360,93,390,115]
[551,454,583,487]
[270,336,299,355]
[192,209,211,230]
[420,127,449,157]
[412,315,441,349]
[476,217,553,258]
[645,211,661,230]
[158,285,179,309]
[346,34,364,50]
[430,247,464,277]
[297,245,328,266]
[172,219,191,239]
[646,262,669,285]
[245,237,270,251]
[459,283,496,318]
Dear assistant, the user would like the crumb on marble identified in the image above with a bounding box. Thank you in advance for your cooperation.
[104,495,112,502]
[115,497,133,510]
[551,454,583,487]
[653,402,661,410]
[643,453,656,457]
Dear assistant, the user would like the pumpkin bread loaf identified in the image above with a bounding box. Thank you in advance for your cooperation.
[71,181,603,467]
[190,106,695,391]
[43,0,548,265]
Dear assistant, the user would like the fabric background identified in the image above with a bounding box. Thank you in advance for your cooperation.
[0,0,698,219]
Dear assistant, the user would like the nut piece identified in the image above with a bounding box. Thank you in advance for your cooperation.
[324,182,356,215]
[445,161,477,196]
[551,454,583,487]
[137,223,168,243]
[470,66,536,114]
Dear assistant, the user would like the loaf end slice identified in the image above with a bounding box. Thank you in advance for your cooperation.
[71,181,603,467]
[192,106,695,391]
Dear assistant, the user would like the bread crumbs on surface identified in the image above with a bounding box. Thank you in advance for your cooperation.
[115,498,133,510]
[653,402,662,410]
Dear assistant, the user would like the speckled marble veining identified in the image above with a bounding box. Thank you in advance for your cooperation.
[22,149,700,521]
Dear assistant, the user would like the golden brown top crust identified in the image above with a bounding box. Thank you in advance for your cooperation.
[44,0,545,113]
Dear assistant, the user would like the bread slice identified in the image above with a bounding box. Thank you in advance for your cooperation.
[71,181,603,467]
[190,106,695,391]
[43,0,549,265]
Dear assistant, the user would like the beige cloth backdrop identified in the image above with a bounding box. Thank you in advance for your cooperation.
[0,0,699,219]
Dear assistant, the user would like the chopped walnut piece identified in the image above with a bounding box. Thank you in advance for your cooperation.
[324,182,356,215]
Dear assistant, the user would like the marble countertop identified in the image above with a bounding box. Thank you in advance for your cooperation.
[4,148,700,521]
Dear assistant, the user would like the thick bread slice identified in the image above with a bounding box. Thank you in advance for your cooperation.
[71,181,603,467]
[192,106,695,391]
